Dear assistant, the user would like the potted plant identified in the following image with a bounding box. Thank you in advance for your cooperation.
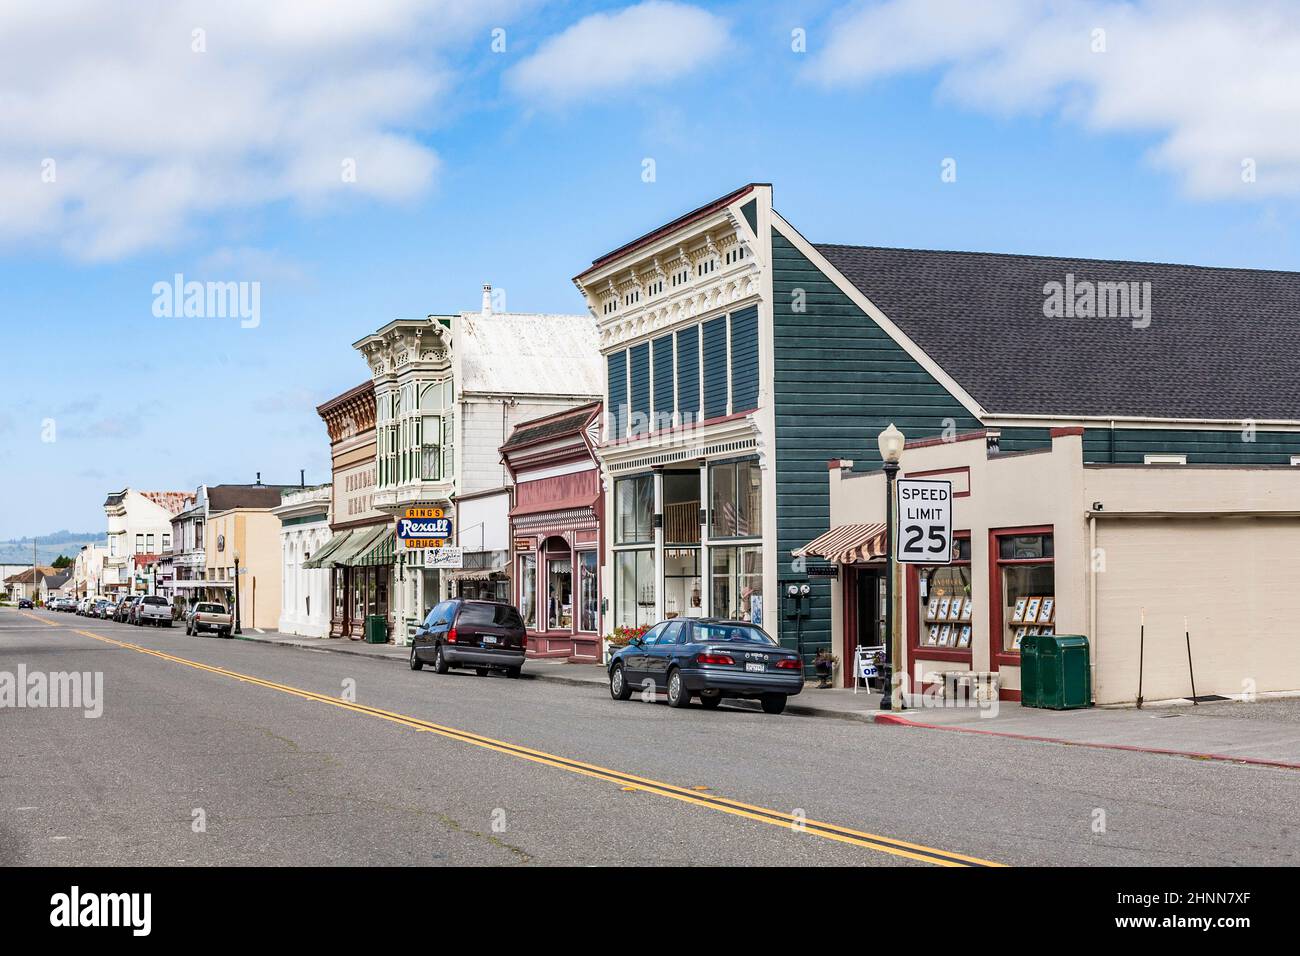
[813,648,839,688]
[602,624,648,664]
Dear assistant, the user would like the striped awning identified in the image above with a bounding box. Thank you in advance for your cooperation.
[351,527,396,567]
[301,529,357,569]
[795,523,888,565]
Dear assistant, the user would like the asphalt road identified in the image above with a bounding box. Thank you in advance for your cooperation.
[2,607,1296,866]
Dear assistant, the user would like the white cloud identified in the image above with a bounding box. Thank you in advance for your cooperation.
[807,0,1300,198]
[507,1,729,104]
[0,1,530,260]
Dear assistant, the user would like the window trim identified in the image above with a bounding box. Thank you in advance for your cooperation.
[907,531,973,662]
[988,525,1055,668]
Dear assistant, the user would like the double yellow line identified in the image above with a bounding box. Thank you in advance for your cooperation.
[64,625,1003,867]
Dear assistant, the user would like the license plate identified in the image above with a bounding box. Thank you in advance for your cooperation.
[482,635,498,645]
[744,662,765,673]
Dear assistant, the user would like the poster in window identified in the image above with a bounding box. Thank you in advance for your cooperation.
[927,597,941,621]
[1024,597,1042,624]
[936,597,951,621]
[1040,626,1054,637]
[1011,597,1028,623]
[926,625,940,645]
[960,597,973,621]
[1027,626,1040,637]
[947,598,964,622]
[1038,597,1055,623]
[1013,626,1028,649]
[957,625,972,648]
[938,624,953,646]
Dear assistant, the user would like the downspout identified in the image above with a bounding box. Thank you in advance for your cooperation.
[1089,513,1098,703]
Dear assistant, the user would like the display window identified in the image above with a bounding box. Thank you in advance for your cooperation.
[548,558,573,630]
[909,534,971,659]
[663,548,702,619]
[518,553,537,628]
[578,551,598,633]
[710,545,763,624]
[709,459,762,539]
[991,528,1054,657]
[615,475,654,544]
[615,549,655,627]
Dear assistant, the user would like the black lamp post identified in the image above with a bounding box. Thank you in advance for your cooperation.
[233,551,243,635]
[876,423,906,710]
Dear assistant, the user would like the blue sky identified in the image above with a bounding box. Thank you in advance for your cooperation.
[2,0,1298,538]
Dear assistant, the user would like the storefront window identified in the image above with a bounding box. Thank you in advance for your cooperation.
[663,471,701,545]
[615,475,654,544]
[996,531,1055,653]
[548,558,573,630]
[663,548,702,619]
[709,459,761,539]
[917,536,972,650]
[615,549,655,627]
[578,551,598,632]
[711,545,763,624]
[518,554,536,628]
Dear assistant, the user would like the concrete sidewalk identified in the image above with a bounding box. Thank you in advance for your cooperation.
[231,629,1300,768]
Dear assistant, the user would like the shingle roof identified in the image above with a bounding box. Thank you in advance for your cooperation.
[501,402,601,451]
[816,243,1300,421]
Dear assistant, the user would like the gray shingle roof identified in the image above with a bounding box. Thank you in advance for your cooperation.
[816,244,1300,421]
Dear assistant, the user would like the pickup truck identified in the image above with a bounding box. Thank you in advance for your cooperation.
[137,595,174,627]
[187,602,232,638]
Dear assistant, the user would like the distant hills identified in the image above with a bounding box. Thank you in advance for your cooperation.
[0,531,108,565]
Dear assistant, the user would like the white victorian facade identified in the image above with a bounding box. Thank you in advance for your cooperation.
[273,485,332,637]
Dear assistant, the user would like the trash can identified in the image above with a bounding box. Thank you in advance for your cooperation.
[363,614,387,644]
[1019,632,1043,708]
[1038,634,1092,709]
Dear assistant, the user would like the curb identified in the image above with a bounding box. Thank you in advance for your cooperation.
[872,713,1300,771]
[231,633,881,720]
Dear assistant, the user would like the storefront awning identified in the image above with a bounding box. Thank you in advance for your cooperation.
[350,527,396,567]
[446,569,503,582]
[795,523,887,564]
[302,529,357,569]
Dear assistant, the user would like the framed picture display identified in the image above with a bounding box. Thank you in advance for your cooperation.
[1038,597,1055,623]
[957,625,972,648]
[927,597,941,620]
[947,599,964,622]
[937,598,951,621]
[1040,626,1054,637]
[1024,597,1042,624]
[926,624,940,645]
[1011,598,1028,623]
[1013,626,1028,649]
[1027,626,1041,637]
[960,598,973,621]
[938,624,953,646]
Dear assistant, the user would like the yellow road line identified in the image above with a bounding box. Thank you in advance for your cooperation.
[68,626,1004,867]
[19,612,59,626]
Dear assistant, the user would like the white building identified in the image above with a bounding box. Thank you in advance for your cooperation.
[102,489,194,595]
[350,284,602,643]
[273,485,332,637]
[72,544,107,598]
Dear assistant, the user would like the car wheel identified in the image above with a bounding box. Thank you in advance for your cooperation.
[474,667,489,677]
[432,644,450,674]
[609,663,633,701]
[185,624,192,636]
[409,645,423,671]
[761,694,787,715]
[666,668,691,708]
[504,666,521,679]
[700,692,722,710]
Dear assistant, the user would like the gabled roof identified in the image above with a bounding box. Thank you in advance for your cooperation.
[43,570,72,589]
[5,566,56,585]
[501,401,601,452]
[816,243,1300,422]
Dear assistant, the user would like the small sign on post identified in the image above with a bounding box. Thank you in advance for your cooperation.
[894,478,953,565]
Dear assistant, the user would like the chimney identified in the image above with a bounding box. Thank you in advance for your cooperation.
[300,469,305,488]
[481,283,492,315]
[256,472,262,486]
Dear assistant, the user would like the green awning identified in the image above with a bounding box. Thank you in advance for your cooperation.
[302,529,355,569]
[351,527,396,567]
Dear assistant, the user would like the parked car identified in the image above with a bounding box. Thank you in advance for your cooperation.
[76,598,91,615]
[17,598,33,609]
[187,603,232,638]
[607,618,804,714]
[410,599,526,677]
[91,598,109,618]
[114,595,137,623]
[137,595,174,627]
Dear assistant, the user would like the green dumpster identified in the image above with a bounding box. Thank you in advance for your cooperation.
[1019,632,1043,708]
[1037,634,1092,709]
[363,614,388,644]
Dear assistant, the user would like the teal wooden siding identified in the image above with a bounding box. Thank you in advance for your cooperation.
[607,350,627,438]
[652,335,674,425]
[629,343,650,436]
[998,426,1300,463]
[676,326,700,422]
[771,229,979,661]
[702,316,728,419]
[729,305,760,413]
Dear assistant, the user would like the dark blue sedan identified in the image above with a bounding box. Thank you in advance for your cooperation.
[608,618,803,714]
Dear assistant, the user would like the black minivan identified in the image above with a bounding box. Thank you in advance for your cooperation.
[410,599,527,678]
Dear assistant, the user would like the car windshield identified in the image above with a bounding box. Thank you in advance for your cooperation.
[196,604,226,614]
[693,623,777,645]
[456,603,523,628]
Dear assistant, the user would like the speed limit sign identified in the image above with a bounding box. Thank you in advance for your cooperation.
[894,478,953,565]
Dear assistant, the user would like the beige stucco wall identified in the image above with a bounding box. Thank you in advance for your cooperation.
[205,509,282,630]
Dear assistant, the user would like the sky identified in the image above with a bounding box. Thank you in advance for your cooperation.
[2,0,1299,538]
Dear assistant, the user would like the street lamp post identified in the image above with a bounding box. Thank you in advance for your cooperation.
[876,423,906,711]
[233,551,243,636]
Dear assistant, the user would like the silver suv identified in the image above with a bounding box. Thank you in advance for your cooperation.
[136,595,174,627]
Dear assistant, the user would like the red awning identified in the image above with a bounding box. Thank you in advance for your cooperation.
[794,524,888,565]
